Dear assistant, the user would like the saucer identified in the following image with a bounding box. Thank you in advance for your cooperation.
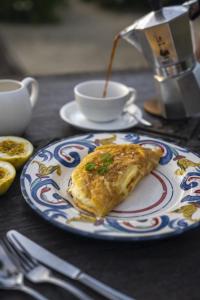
[60,101,142,131]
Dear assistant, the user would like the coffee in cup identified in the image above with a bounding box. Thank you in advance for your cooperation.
[74,80,136,122]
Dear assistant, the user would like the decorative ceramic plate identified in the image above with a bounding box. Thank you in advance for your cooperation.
[21,133,200,241]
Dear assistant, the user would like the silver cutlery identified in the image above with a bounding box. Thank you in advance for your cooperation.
[7,230,135,300]
[0,241,48,300]
[3,237,92,300]
[124,105,152,127]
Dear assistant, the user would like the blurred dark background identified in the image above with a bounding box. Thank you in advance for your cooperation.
[0,0,195,77]
[0,0,185,23]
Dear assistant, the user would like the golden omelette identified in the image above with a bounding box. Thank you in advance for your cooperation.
[68,144,162,217]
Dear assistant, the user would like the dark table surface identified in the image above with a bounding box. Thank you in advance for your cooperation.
[1,70,200,300]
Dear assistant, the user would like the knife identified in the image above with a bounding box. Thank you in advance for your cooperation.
[7,230,135,300]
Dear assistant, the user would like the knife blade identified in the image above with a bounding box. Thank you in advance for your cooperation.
[7,230,80,279]
[7,230,135,300]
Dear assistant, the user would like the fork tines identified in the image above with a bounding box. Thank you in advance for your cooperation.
[2,236,38,273]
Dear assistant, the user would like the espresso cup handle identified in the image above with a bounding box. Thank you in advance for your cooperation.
[22,77,39,107]
[124,87,137,109]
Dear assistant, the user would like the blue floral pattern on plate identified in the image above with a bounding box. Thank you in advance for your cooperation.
[20,133,200,241]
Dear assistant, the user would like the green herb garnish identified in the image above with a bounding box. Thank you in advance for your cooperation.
[101,153,113,164]
[97,165,108,175]
[85,153,113,175]
[85,162,96,171]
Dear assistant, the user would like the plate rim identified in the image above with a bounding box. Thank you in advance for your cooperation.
[20,132,200,241]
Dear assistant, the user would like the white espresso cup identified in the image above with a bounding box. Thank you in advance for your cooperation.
[0,77,39,135]
[74,80,137,122]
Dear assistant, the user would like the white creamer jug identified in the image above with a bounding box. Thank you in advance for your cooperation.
[0,77,39,135]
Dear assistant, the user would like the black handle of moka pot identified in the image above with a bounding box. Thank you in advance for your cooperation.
[188,0,200,20]
[148,0,162,11]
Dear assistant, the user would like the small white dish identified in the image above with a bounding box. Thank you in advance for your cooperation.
[60,101,142,131]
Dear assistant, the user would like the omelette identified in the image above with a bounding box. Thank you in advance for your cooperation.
[68,144,162,217]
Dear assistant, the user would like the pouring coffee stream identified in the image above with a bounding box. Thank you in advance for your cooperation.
[102,33,121,98]
[103,0,200,118]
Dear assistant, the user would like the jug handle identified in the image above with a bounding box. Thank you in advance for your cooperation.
[184,0,200,20]
[22,77,39,107]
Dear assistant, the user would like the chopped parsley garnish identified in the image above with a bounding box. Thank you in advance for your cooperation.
[97,165,108,175]
[85,162,96,171]
[85,152,113,175]
[101,153,113,164]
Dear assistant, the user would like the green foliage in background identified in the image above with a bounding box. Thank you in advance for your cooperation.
[0,0,186,23]
[82,0,185,11]
[0,0,67,23]
[82,0,147,11]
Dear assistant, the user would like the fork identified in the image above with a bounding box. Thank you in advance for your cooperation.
[0,241,48,300]
[3,237,93,300]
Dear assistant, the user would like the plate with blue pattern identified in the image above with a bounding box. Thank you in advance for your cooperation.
[21,133,200,241]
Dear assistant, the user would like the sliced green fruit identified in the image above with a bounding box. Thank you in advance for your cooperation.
[0,161,16,195]
[0,136,33,169]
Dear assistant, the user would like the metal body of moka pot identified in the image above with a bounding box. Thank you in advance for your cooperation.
[121,0,200,119]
